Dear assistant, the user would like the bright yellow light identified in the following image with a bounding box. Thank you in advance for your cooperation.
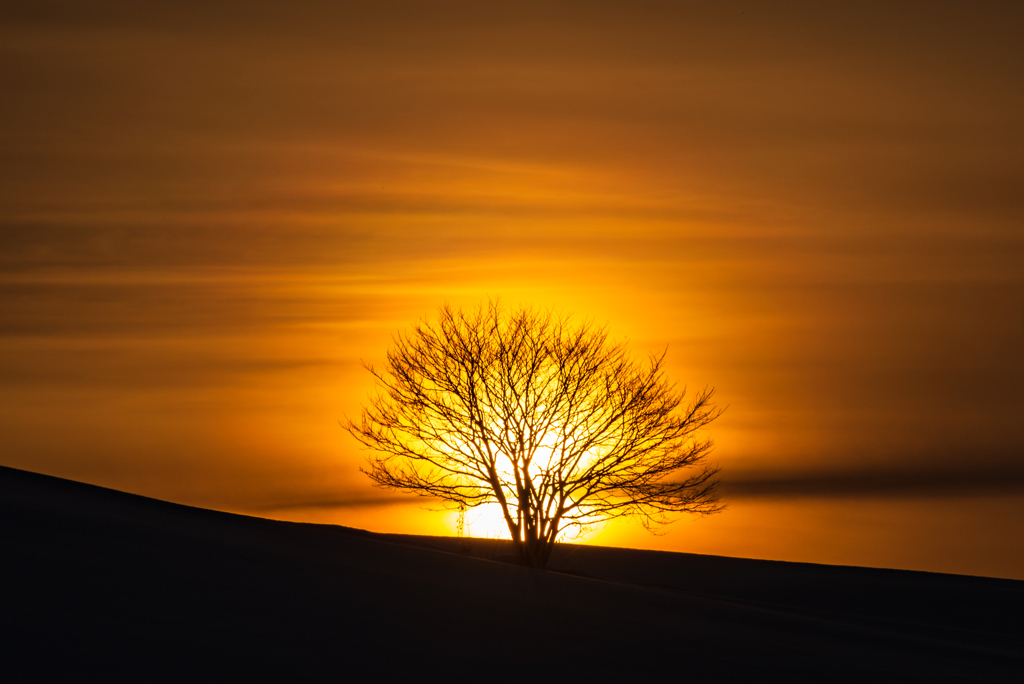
[460,502,512,539]
[445,503,605,543]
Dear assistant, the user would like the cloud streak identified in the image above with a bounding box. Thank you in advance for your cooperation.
[247,495,433,511]
[723,462,1024,499]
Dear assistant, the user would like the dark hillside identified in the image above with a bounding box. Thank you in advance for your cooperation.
[392,534,1024,655]
[2,465,1022,682]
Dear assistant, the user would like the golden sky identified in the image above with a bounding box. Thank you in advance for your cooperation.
[2,1,1023,578]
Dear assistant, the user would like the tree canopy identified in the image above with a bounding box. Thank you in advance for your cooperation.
[345,301,723,567]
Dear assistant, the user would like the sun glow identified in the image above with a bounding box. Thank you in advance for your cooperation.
[455,502,511,539]
[439,419,609,543]
[445,442,607,543]
[446,502,605,543]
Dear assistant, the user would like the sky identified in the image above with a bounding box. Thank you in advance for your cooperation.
[2,1,1023,579]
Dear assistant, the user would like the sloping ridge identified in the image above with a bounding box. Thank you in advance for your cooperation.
[2,464,1021,682]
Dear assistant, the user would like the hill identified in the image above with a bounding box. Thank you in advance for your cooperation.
[2,464,1021,682]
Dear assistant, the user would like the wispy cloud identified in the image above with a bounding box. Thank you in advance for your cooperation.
[724,461,1024,499]
[247,495,437,511]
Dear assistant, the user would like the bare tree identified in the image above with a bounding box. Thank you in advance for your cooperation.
[344,301,723,568]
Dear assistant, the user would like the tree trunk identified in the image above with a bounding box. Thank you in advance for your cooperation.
[515,535,550,568]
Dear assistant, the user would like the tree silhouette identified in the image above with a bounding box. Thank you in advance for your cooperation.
[345,301,723,568]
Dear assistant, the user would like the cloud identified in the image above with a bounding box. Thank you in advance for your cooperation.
[722,460,1024,499]
[248,494,436,511]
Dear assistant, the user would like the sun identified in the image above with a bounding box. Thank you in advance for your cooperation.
[440,439,610,543]
[447,500,604,543]
[459,502,511,539]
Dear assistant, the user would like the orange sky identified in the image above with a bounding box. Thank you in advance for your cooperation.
[2,1,1023,579]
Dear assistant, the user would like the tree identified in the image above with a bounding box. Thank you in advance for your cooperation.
[344,301,724,568]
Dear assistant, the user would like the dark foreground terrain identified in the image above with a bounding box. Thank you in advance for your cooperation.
[2,465,1022,682]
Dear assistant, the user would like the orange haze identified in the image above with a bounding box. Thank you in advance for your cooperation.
[1,1,1022,578]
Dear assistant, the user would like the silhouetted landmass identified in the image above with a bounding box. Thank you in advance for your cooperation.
[2,465,1022,682]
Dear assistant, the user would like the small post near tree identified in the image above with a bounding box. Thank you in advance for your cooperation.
[345,301,724,568]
